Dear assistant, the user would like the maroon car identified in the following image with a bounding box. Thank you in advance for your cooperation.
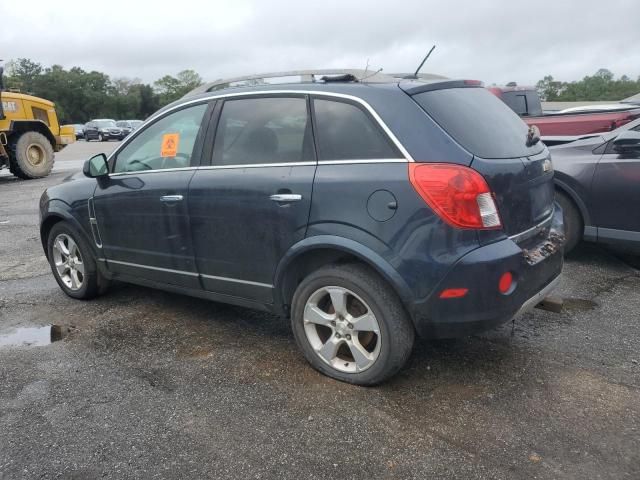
[489,85,640,143]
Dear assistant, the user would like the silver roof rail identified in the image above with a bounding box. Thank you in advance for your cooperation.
[184,69,400,97]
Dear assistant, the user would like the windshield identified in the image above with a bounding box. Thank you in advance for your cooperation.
[413,87,545,159]
[130,120,143,127]
[95,120,116,128]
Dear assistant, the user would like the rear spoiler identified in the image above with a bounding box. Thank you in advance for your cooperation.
[400,79,484,95]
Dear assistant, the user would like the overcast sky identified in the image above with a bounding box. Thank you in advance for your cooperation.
[2,0,639,86]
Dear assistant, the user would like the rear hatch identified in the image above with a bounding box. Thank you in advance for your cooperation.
[405,83,554,236]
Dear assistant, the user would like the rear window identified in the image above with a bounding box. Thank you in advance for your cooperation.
[413,88,545,159]
[501,90,542,117]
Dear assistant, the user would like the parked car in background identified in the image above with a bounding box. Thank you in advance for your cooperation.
[84,119,125,142]
[72,124,85,139]
[551,118,640,253]
[489,84,640,144]
[39,71,563,385]
[116,120,144,136]
[115,121,133,137]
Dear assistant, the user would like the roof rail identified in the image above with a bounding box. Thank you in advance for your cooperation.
[184,69,398,97]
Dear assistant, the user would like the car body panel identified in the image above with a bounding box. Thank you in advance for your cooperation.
[550,119,640,252]
[92,171,200,288]
[188,164,316,303]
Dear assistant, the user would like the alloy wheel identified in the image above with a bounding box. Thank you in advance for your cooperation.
[303,286,381,373]
[52,233,85,291]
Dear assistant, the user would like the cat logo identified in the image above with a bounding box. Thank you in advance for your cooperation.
[1,101,17,113]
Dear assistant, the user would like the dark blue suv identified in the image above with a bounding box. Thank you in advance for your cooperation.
[39,73,563,385]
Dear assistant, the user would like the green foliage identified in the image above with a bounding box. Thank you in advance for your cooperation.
[154,70,203,105]
[2,58,202,124]
[536,69,640,101]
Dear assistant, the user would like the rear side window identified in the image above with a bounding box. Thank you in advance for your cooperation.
[212,97,313,166]
[413,88,545,159]
[501,91,542,117]
[312,99,401,160]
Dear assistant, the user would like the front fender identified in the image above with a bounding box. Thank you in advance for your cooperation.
[273,234,414,316]
[40,198,95,258]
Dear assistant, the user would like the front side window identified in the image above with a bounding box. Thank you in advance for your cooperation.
[212,97,312,166]
[312,98,401,161]
[113,103,207,173]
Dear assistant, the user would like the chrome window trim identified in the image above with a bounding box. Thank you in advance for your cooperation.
[106,89,414,168]
[109,166,197,177]
[107,159,407,177]
[106,259,273,288]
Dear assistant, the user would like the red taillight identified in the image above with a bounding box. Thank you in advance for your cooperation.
[409,163,502,230]
[498,272,513,294]
[439,288,469,299]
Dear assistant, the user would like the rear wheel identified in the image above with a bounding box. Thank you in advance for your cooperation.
[8,131,55,179]
[291,263,415,385]
[556,190,583,253]
[47,222,107,299]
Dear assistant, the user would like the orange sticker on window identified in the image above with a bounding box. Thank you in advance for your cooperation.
[160,133,180,157]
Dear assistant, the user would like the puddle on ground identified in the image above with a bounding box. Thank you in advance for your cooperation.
[562,298,599,312]
[0,325,73,348]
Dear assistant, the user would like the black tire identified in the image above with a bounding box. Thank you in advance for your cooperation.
[291,263,415,386]
[98,133,104,142]
[8,131,55,179]
[46,222,107,300]
[556,190,583,254]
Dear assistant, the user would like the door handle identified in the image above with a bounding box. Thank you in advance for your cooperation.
[270,194,302,203]
[160,195,184,203]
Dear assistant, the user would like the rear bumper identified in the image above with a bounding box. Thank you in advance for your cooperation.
[412,206,564,338]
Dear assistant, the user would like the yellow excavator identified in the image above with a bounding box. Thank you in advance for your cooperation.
[0,62,75,179]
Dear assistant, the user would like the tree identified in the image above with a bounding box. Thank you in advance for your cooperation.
[5,58,44,93]
[536,75,562,101]
[536,69,640,102]
[2,58,199,122]
[154,69,202,104]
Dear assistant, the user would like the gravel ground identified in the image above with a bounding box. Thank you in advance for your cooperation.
[0,143,639,479]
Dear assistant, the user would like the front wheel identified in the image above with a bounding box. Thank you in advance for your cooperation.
[98,133,104,142]
[47,222,107,299]
[291,263,415,385]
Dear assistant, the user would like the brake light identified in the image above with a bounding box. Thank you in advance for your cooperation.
[409,163,501,230]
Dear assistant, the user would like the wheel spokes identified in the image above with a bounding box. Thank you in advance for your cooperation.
[304,304,335,327]
[327,287,348,317]
[55,237,70,256]
[317,336,341,364]
[348,338,374,370]
[70,269,82,290]
[350,312,378,333]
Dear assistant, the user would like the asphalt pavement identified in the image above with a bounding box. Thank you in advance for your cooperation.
[0,142,639,479]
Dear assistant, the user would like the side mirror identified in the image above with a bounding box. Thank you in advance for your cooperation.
[83,153,109,178]
[612,130,640,155]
